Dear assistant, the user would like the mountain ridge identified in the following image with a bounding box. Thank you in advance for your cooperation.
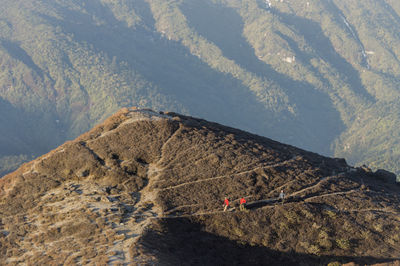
[1,108,399,265]
[1,0,400,178]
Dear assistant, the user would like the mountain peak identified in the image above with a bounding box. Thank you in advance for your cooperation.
[1,109,399,265]
[113,107,172,123]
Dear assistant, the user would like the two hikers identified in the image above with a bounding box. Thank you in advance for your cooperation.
[223,197,247,211]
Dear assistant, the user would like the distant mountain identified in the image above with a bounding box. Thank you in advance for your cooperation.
[1,0,400,178]
[1,108,399,265]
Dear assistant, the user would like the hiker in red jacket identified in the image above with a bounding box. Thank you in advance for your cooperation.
[239,197,246,211]
[223,197,229,212]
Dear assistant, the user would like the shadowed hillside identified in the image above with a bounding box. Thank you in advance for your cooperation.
[0,108,399,265]
[1,0,400,178]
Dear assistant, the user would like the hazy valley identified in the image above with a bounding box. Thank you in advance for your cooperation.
[1,0,400,178]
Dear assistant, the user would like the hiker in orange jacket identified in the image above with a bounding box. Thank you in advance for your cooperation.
[223,197,229,212]
[239,197,246,211]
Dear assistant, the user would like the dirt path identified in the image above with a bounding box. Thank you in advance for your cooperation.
[288,175,337,198]
[303,189,358,202]
[160,158,297,191]
[107,163,164,264]
[108,127,181,264]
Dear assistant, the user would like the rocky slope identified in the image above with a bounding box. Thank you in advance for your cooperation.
[0,108,399,265]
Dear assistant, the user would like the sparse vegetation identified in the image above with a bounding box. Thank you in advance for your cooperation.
[373,223,384,233]
[318,230,332,250]
[336,238,351,250]
[324,210,337,219]
[1,0,400,180]
[1,109,400,264]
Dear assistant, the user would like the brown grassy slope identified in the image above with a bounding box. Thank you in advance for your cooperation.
[0,108,399,265]
[135,112,400,264]
[0,108,177,214]
[0,108,179,264]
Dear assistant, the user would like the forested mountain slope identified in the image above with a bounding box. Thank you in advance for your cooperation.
[1,0,400,178]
